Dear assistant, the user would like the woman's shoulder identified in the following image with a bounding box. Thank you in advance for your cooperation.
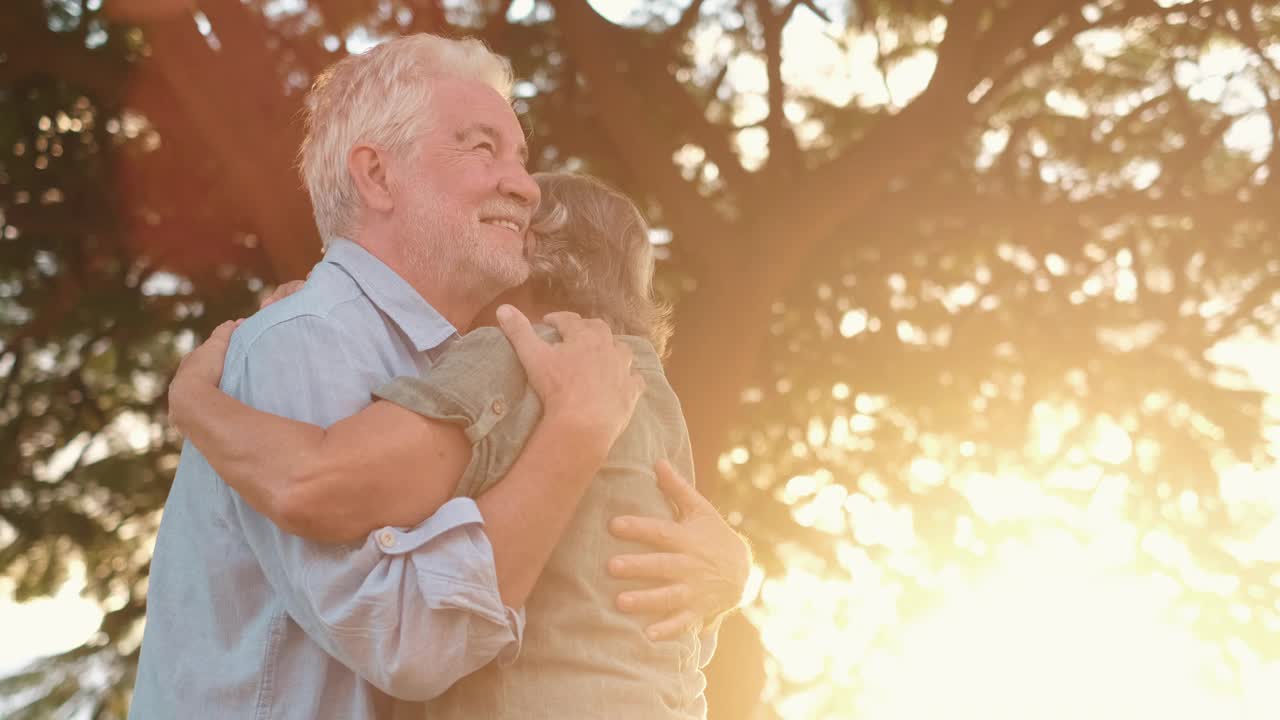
[445,328,664,377]
[435,327,522,372]
[377,328,530,422]
[452,324,562,351]
[452,325,513,350]
[617,335,664,375]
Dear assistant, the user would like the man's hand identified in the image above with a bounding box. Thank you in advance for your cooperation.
[168,319,241,433]
[496,305,644,455]
[608,460,752,640]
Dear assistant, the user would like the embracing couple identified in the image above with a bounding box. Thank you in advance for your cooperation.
[129,32,751,720]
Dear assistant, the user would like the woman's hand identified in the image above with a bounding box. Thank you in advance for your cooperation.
[168,319,240,434]
[167,276,300,435]
[259,279,306,309]
[497,306,645,458]
[607,460,752,640]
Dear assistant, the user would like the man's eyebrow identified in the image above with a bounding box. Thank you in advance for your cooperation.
[456,123,529,164]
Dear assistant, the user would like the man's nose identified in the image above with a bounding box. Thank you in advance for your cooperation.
[498,167,540,209]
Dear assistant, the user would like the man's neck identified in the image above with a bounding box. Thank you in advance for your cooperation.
[349,233,490,333]
[474,284,545,329]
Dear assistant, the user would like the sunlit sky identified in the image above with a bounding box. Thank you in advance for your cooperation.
[8,1,1280,717]
[751,333,1280,719]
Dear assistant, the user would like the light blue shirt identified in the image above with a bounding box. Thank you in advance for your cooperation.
[131,240,524,719]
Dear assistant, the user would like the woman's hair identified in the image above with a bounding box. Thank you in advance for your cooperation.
[527,173,674,358]
[299,34,513,244]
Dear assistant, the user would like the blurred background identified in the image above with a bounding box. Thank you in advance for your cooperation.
[3,0,1280,717]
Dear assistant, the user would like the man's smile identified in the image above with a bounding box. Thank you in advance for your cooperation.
[480,216,525,234]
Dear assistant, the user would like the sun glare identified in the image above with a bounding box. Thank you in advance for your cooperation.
[0,565,103,676]
[762,531,1280,720]
[858,543,1240,720]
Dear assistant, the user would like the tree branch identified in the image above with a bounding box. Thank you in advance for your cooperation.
[665,0,991,494]
[545,0,734,247]
[0,15,132,104]
[273,21,337,78]
[137,9,318,279]
[1210,272,1280,345]
[974,0,1088,80]
[665,0,708,45]
[753,0,986,245]
[756,0,802,176]
[479,0,519,49]
[599,17,754,194]
[198,0,282,84]
[1221,0,1280,183]
[403,0,456,36]
[1158,111,1237,191]
[975,0,1197,109]
[903,189,1276,236]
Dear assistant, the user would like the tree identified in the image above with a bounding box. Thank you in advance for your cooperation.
[3,0,1279,716]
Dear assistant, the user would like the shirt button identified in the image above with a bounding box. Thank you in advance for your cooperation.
[491,399,507,415]
[377,530,396,549]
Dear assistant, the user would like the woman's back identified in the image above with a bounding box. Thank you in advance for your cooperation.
[375,326,706,719]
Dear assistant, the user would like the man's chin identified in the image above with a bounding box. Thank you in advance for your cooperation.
[482,258,530,291]
[507,262,531,287]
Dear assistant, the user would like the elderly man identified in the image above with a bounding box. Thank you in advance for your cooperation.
[131,33,748,718]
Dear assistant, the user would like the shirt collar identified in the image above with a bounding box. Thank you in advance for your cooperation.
[323,239,459,353]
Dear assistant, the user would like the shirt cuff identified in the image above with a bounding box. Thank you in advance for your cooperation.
[497,605,526,666]
[369,498,525,662]
[371,496,486,550]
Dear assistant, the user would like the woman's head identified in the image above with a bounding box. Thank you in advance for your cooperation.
[526,173,673,357]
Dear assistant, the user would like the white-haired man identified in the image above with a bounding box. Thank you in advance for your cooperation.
[132,34,747,718]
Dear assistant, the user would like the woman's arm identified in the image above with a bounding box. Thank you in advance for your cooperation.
[169,321,470,542]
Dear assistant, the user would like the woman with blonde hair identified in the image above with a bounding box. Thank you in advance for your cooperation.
[168,172,724,718]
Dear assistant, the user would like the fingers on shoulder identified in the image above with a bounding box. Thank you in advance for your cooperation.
[211,319,241,341]
[540,311,581,337]
[543,312,615,344]
[496,305,540,347]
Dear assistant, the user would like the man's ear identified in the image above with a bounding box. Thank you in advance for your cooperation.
[348,144,394,214]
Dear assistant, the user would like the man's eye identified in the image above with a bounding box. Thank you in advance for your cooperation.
[474,142,496,154]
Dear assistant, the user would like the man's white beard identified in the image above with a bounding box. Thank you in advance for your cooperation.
[399,189,529,297]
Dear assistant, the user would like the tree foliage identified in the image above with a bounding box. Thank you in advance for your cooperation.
[3,0,1279,716]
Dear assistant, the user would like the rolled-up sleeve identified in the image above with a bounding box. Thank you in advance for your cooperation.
[373,327,542,501]
[221,315,523,701]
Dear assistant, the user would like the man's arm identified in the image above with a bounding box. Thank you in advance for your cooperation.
[169,321,470,541]
[219,315,520,701]
[214,308,640,700]
[473,306,644,608]
[173,312,639,615]
[263,309,635,610]
[239,284,743,631]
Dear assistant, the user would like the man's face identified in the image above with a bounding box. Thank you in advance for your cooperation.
[390,77,539,296]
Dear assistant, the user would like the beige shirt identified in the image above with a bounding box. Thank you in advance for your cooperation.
[375,326,707,719]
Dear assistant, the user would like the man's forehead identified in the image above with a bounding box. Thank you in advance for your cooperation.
[432,77,515,114]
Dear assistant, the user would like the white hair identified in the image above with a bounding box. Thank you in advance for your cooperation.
[299,34,514,244]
